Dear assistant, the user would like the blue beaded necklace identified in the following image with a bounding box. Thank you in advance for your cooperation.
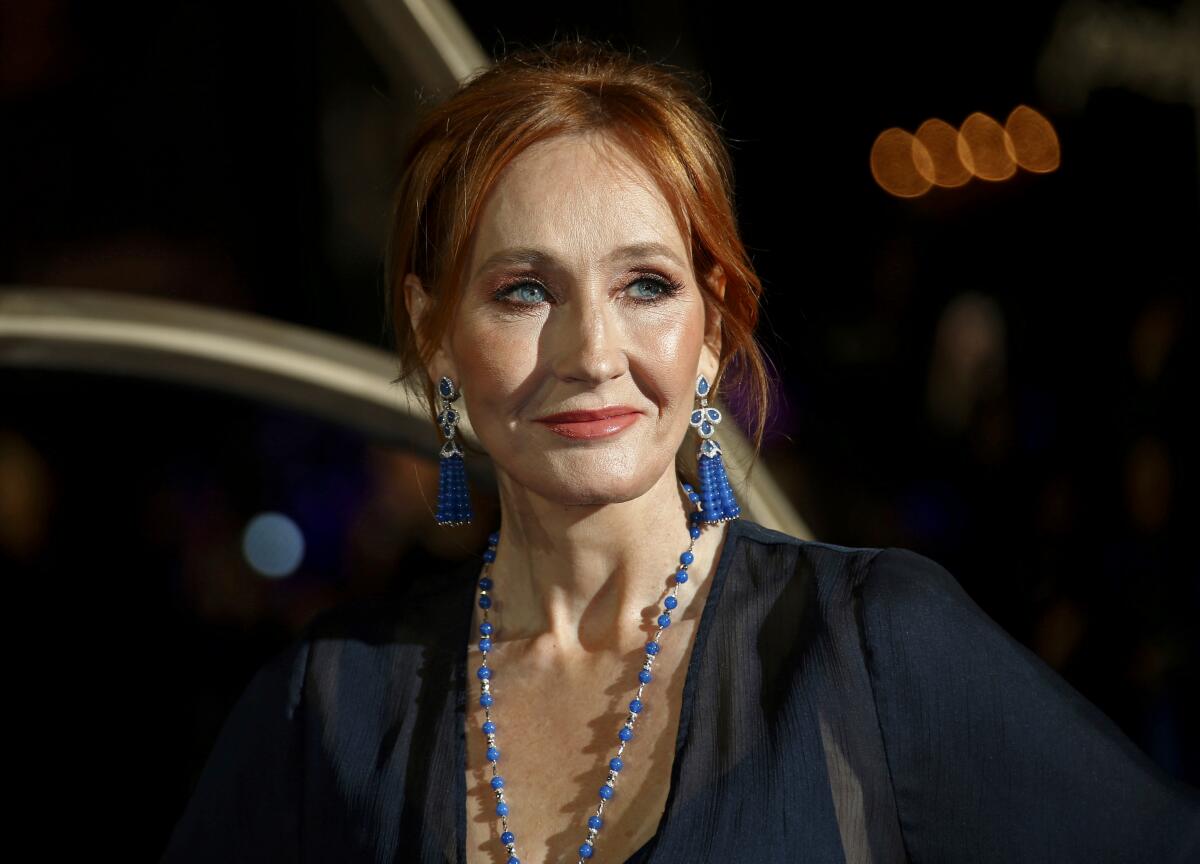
[471,480,721,864]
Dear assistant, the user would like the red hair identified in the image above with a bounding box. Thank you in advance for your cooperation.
[384,37,775,485]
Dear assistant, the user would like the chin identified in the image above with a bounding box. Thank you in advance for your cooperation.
[520,456,663,507]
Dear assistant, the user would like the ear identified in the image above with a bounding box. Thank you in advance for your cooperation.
[403,273,456,388]
[699,263,726,380]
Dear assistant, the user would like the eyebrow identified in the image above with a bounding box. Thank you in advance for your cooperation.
[471,241,688,282]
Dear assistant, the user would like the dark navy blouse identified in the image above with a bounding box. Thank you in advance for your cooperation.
[162,518,1200,862]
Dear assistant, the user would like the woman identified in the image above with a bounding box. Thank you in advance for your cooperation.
[162,39,1200,863]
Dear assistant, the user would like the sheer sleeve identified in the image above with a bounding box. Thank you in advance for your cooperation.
[857,547,1200,863]
[160,632,312,864]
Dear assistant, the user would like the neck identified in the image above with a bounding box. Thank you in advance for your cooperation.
[483,466,730,662]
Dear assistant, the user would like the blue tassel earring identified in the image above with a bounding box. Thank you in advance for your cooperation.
[690,374,742,523]
[435,375,474,526]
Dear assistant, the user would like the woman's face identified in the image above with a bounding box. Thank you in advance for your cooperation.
[409,131,722,507]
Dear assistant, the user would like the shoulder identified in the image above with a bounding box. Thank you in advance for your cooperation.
[724,518,890,607]
[726,521,984,661]
[275,556,479,724]
[739,521,975,629]
[727,517,882,570]
[851,545,1021,669]
[304,554,479,645]
[291,555,478,698]
[852,544,972,612]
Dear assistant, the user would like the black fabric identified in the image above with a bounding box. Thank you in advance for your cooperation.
[162,518,1200,862]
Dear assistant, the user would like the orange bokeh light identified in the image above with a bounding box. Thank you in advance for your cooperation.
[957,112,1017,181]
[1005,105,1060,173]
[914,118,972,187]
[871,128,934,198]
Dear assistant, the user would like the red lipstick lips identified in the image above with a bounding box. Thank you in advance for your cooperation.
[534,406,642,440]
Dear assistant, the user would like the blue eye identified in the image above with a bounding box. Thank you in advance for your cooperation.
[500,283,547,305]
[628,277,671,300]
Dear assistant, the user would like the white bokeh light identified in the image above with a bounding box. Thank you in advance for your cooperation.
[241,511,305,579]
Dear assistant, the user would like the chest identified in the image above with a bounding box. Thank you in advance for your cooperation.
[463,626,699,864]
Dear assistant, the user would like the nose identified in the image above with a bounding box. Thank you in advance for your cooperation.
[550,291,628,385]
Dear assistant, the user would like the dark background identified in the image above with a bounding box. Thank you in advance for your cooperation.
[1,0,1196,854]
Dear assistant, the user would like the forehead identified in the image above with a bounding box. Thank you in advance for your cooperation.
[467,132,691,279]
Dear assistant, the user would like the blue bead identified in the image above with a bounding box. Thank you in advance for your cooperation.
[507,857,519,864]
[491,776,505,789]
[609,757,623,772]
[480,621,493,635]
[496,802,509,817]
[629,698,642,713]
[476,666,491,680]
[680,550,694,565]
[599,785,614,800]
[501,830,514,844]
[488,531,500,545]
[664,595,677,610]
[681,482,693,491]
[675,570,688,584]
[483,721,496,734]
[487,746,500,761]
[618,726,633,741]
[479,595,492,609]
[639,669,652,683]
[480,638,491,651]
[588,814,603,829]
[645,640,659,655]
[480,693,493,707]
[688,492,700,502]
[579,842,594,858]
[483,549,496,563]
[689,526,701,538]
[657,613,671,628]
[479,576,493,590]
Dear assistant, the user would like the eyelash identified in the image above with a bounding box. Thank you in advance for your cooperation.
[492,272,685,309]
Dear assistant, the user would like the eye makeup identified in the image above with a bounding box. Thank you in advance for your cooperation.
[490,270,686,310]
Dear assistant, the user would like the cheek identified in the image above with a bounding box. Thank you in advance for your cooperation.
[636,316,693,367]
[459,303,530,356]
[628,305,705,400]
[452,315,539,419]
